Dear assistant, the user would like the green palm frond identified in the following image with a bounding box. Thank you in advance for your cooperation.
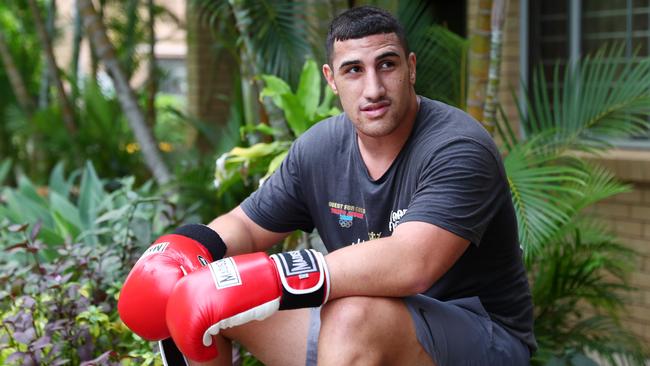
[503,133,588,255]
[522,44,650,154]
[190,0,316,87]
[247,1,315,85]
[566,160,631,212]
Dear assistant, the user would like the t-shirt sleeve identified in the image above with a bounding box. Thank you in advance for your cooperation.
[399,138,507,245]
[240,141,314,233]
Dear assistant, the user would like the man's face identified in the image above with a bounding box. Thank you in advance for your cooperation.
[323,33,417,138]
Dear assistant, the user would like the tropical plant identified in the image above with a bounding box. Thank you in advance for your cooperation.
[5,83,129,191]
[214,59,340,194]
[499,45,650,255]
[529,226,646,365]
[78,0,172,186]
[496,45,650,364]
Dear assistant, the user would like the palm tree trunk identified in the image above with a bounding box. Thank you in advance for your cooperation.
[78,0,172,185]
[481,0,508,134]
[466,0,492,123]
[0,32,35,113]
[27,0,77,133]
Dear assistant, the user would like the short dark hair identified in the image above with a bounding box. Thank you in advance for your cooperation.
[326,6,409,63]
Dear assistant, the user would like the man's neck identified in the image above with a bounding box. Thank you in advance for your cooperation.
[357,96,420,180]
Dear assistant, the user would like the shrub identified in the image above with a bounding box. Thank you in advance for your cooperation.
[0,163,195,365]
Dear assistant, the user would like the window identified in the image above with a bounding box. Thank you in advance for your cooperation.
[528,0,650,147]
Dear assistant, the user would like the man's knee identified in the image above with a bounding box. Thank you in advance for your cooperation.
[320,296,375,335]
[318,297,435,366]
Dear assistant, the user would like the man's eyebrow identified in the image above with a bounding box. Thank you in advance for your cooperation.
[337,51,401,70]
[338,59,361,71]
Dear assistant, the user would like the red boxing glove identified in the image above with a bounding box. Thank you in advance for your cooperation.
[166,249,330,362]
[118,224,227,341]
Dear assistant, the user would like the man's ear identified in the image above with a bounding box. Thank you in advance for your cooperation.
[322,64,338,94]
[408,52,417,85]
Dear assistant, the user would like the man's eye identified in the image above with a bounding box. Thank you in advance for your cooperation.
[380,61,395,69]
[346,66,361,74]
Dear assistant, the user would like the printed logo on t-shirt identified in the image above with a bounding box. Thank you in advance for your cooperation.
[389,209,408,232]
[328,201,366,229]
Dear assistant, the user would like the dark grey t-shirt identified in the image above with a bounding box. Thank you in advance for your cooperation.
[241,97,536,351]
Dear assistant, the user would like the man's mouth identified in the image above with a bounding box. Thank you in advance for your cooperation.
[360,100,390,119]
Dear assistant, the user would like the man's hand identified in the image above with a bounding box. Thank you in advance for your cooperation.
[165,249,329,362]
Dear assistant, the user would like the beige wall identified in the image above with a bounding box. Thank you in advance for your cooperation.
[54,0,186,89]
[471,0,650,346]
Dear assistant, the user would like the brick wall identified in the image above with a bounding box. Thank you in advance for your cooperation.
[589,152,650,344]
[468,0,650,346]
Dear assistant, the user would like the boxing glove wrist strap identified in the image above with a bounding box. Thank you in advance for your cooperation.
[271,249,330,310]
[173,224,227,263]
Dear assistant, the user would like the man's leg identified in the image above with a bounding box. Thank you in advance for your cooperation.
[186,296,433,366]
[318,296,435,366]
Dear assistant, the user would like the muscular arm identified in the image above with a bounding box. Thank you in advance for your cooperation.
[207,206,291,256]
[210,206,468,297]
[326,220,470,299]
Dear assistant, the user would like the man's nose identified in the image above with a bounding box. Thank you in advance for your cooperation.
[363,70,386,101]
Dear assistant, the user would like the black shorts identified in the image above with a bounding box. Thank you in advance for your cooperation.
[305,295,530,366]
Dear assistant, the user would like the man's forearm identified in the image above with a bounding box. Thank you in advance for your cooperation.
[325,221,470,300]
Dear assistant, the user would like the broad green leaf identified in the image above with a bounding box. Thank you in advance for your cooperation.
[230,142,282,158]
[78,162,104,231]
[17,175,48,208]
[296,59,321,119]
[316,87,339,116]
[48,162,69,197]
[95,206,131,225]
[52,210,81,243]
[265,149,289,177]
[280,93,308,135]
[260,74,292,107]
[38,226,65,246]
[0,158,11,185]
[4,189,54,228]
[50,191,82,232]
[239,123,282,137]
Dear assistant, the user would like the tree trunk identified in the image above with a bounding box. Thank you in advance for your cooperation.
[0,32,35,113]
[38,0,56,109]
[146,0,157,127]
[27,0,77,133]
[124,0,139,78]
[466,0,492,123]
[78,0,172,185]
[71,0,83,102]
[481,0,508,134]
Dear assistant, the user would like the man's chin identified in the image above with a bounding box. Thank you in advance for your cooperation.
[356,122,399,138]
